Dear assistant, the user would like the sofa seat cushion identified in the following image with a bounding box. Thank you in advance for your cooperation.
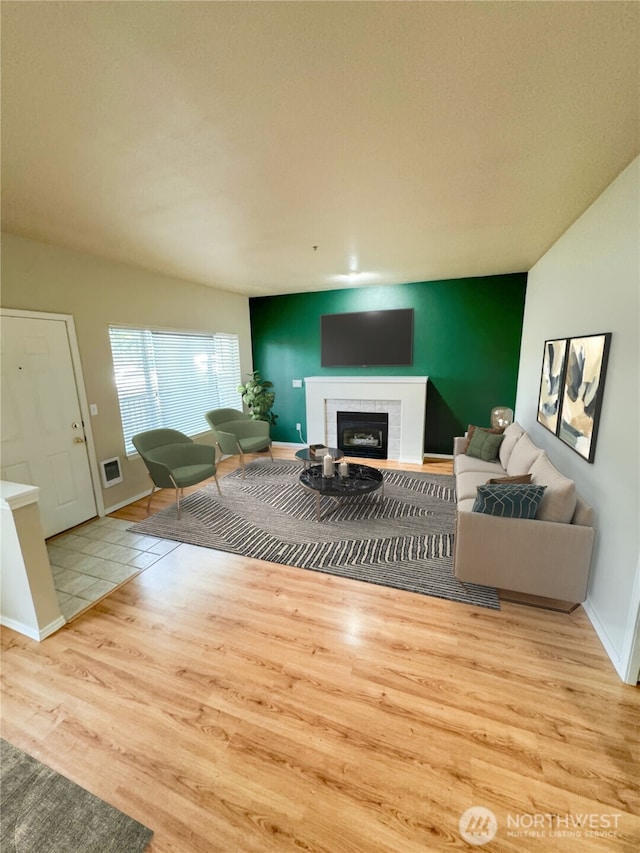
[530,452,578,523]
[456,471,500,501]
[454,454,505,476]
[457,497,477,513]
[499,421,525,468]
[506,433,544,476]
[472,483,547,519]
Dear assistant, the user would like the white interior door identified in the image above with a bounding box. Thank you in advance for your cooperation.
[1,315,97,537]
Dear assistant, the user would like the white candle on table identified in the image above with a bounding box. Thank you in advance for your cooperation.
[339,460,348,477]
[323,454,334,477]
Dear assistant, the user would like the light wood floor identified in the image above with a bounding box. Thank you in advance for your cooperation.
[1,449,639,852]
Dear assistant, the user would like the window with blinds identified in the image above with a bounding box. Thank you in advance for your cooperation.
[109,326,242,456]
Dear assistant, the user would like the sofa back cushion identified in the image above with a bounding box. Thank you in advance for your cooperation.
[529,452,578,524]
[499,422,525,468]
[506,433,544,476]
[572,495,594,527]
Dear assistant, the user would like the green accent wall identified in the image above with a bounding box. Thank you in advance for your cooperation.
[249,273,527,455]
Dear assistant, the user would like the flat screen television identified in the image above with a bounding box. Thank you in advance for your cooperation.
[320,308,414,367]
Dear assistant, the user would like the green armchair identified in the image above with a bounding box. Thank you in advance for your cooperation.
[132,428,220,518]
[204,408,273,478]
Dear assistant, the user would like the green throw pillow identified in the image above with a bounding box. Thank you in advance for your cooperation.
[472,484,547,519]
[466,428,505,461]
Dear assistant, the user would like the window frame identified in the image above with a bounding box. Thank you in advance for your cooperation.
[108,323,242,457]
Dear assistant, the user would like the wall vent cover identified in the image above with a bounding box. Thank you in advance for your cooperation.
[100,457,123,488]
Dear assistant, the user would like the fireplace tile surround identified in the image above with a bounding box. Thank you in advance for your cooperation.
[304,376,428,464]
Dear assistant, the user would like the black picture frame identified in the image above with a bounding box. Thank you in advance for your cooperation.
[536,338,568,435]
[557,332,612,463]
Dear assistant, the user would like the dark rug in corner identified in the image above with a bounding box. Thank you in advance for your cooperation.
[1,739,153,853]
[129,459,499,609]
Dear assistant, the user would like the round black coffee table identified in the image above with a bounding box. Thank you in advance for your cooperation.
[299,463,384,521]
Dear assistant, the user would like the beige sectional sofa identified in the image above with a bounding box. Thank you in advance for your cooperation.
[453,422,595,603]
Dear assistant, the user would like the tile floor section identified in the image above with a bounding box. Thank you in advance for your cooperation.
[47,517,180,621]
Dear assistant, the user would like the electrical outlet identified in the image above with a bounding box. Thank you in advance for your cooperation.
[292,379,303,388]
[296,423,301,431]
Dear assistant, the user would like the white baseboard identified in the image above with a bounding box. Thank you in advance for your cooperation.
[103,489,152,515]
[583,559,640,686]
[39,615,67,639]
[619,563,640,684]
[273,441,306,448]
[423,452,454,460]
[1,614,66,641]
[582,598,624,680]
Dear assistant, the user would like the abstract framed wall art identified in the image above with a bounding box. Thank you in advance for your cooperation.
[557,332,612,463]
[537,338,568,435]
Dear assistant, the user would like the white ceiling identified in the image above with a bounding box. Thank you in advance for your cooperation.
[2,2,639,297]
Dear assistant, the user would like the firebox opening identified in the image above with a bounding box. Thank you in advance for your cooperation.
[337,411,389,460]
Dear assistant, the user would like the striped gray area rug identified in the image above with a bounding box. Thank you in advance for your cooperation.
[129,459,499,609]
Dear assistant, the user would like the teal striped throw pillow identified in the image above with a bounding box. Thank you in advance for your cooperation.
[472,483,547,519]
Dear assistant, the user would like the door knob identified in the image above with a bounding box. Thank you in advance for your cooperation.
[73,437,85,444]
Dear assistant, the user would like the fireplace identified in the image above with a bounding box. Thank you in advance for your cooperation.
[304,376,428,464]
[337,411,388,460]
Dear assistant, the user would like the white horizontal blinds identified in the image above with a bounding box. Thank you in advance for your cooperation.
[109,326,242,455]
[212,333,243,407]
[109,328,162,452]
[152,331,221,439]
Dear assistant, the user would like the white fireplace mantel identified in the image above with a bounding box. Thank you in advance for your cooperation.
[304,376,428,464]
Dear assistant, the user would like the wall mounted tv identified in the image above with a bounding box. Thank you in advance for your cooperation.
[320,308,414,367]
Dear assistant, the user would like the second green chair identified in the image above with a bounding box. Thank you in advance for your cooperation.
[204,408,273,478]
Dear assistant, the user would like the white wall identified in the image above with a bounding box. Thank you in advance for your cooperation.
[515,156,640,683]
[1,482,65,640]
[1,233,252,510]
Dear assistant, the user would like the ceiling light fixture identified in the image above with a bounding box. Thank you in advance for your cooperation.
[329,271,380,285]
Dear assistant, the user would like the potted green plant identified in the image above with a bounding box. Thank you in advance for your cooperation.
[237,370,278,426]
